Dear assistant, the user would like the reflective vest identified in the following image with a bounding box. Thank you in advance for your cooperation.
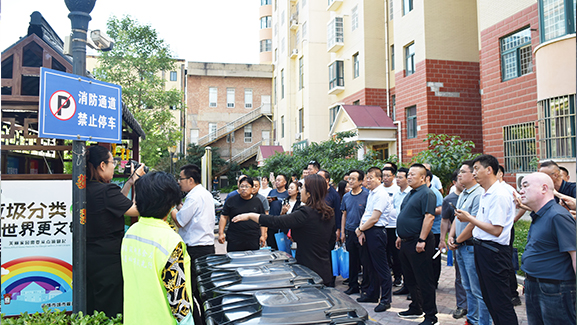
[121,217,193,325]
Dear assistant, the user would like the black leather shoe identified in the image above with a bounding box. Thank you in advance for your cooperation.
[374,302,391,312]
[393,286,409,295]
[452,307,467,319]
[356,295,378,303]
[344,287,359,295]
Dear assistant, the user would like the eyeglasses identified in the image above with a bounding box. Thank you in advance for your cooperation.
[107,160,118,168]
[239,185,252,190]
[178,177,191,181]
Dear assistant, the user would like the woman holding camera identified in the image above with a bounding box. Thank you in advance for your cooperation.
[85,145,145,317]
[233,174,335,285]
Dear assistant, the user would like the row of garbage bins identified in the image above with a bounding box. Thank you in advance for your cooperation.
[194,248,379,325]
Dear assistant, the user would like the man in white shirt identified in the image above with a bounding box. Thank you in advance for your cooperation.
[355,167,394,313]
[382,166,402,287]
[170,164,216,315]
[455,155,518,325]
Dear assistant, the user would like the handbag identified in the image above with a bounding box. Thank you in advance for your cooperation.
[331,243,340,277]
[275,231,291,254]
[338,245,349,279]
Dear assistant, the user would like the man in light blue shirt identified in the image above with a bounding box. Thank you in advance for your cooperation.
[426,170,443,288]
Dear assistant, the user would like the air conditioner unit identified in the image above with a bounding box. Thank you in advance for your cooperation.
[290,49,298,59]
[515,173,530,191]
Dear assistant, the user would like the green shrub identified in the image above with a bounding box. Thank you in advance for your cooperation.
[1,307,122,325]
[513,219,530,276]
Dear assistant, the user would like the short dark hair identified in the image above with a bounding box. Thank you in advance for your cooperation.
[367,167,382,179]
[382,166,396,175]
[397,167,409,176]
[308,160,321,171]
[277,174,288,190]
[498,165,505,175]
[319,169,331,181]
[410,163,428,176]
[349,169,365,181]
[540,160,559,169]
[461,160,474,173]
[180,164,201,184]
[451,169,459,182]
[344,172,350,177]
[135,171,182,219]
[560,166,569,176]
[239,176,254,187]
[384,161,398,173]
[426,170,433,182]
[472,154,499,175]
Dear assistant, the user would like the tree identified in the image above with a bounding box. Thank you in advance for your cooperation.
[94,15,182,168]
[411,133,479,191]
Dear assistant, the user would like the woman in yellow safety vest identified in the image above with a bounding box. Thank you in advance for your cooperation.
[121,171,198,325]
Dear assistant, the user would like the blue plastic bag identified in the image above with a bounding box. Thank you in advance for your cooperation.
[331,245,340,277]
[338,246,349,279]
[275,232,291,254]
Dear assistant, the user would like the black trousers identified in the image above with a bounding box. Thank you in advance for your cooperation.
[509,226,519,298]
[385,227,403,280]
[399,233,437,321]
[227,238,259,252]
[360,227,392,303]
[187,245,215,325]
[86,251,123,318]
[432,233,441,288]
[345,229,362,290]
[474,240,519,325]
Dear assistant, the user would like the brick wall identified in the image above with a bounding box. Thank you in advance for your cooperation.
[479,3,539,182]
[395,59,483,162]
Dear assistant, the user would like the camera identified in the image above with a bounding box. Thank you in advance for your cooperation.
[124,160,149,175]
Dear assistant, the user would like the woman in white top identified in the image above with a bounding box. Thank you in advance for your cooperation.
[281,181,304,215]
[258,176,273,197]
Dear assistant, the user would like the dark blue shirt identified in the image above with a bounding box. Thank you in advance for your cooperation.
[326,186,342,229]
[397,184,437,238]
[559,180,576,198]
[268,189,289,215]
[225,190,239,203]
[340,189,369,231]
[441,192,459,223]
[521,199,576,280]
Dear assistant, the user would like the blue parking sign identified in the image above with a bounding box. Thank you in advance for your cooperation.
[38,68,123,143]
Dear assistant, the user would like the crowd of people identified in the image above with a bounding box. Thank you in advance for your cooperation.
[84,144,576,325]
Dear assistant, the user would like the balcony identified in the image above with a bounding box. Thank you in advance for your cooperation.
[328,86,344,95]
[290,48,298,59]
[290,15,298,30]
[327,41,343,53]
[327,0,343,11]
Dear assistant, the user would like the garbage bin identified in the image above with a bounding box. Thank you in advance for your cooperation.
[197,264,323,301]
[195,249,296,274]
[204,286,370,325]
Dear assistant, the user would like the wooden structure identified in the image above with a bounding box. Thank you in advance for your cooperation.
[1,12,145,180]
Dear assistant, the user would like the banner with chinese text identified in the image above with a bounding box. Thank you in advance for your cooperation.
[1,180,73,316]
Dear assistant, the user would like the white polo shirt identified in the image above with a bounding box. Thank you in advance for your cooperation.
[361,184,393,227]
[472,181,515,245]
[383,184,400,228]
[176,184,215,246]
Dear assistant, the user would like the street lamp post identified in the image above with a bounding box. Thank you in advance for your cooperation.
[65,0,96,314]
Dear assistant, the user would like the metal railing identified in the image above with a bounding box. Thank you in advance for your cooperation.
[198,104,271,146]
[228,140,262,165]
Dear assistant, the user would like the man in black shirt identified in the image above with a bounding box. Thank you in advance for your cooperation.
[218,177,266,252]
[395,164,438,325]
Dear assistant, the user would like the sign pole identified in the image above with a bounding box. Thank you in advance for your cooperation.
[65,0,96,314]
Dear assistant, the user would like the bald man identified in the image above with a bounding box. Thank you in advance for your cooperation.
[519,172,576,324]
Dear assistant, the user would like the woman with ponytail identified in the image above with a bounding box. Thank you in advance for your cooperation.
[85,145,145,318]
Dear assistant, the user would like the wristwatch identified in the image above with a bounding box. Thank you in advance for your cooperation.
[417,237,426,243]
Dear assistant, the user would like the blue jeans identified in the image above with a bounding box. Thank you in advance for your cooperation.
[525,278,576,325]
[456,245,492,325]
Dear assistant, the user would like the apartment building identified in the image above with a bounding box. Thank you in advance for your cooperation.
[260,0,274,64]
[476,0,576,185]
[186,62,273,170]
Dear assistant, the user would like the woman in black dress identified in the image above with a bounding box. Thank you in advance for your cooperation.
[232,174,335,284]
[85,145,145,317]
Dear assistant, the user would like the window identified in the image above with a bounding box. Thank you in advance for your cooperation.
[329,61,344,90]
[503,122,537,173]
[190,130,199,145]
[281,10,285,25]
[226,125,235,143]
[391,95,396,120]
[281,116,285,138]
[538,94,576,159]
[403,0,413,15]
[353,53,360,78]
[260,16,272,29]
[275,0,277,10]
[390,45,395,70]
[303,0,306,6]
[406,106,417,138]
[226,88,235,108]
[539,0,576,42]
[261,0,271,5]
[299,57,304,90]
[209,123,217,141]
[209,87,217,107]
[353,100,360,105]
[500,28,532,81]
[274,23,278,36]
[302,21,307,38]
[169,71,177,81]
[260,39,272,52]
[329,106,340,128]
[405,43,415,76]
[281,37,285,53]
[273,77,277,104]
[389,0,394,20]
[351,6,359,31]
[244,124,253,143]
[281,69,285,99]
[298,108,304,133]
[244,89,253,108]
[327,17,344,50]
[296,30,301,44]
